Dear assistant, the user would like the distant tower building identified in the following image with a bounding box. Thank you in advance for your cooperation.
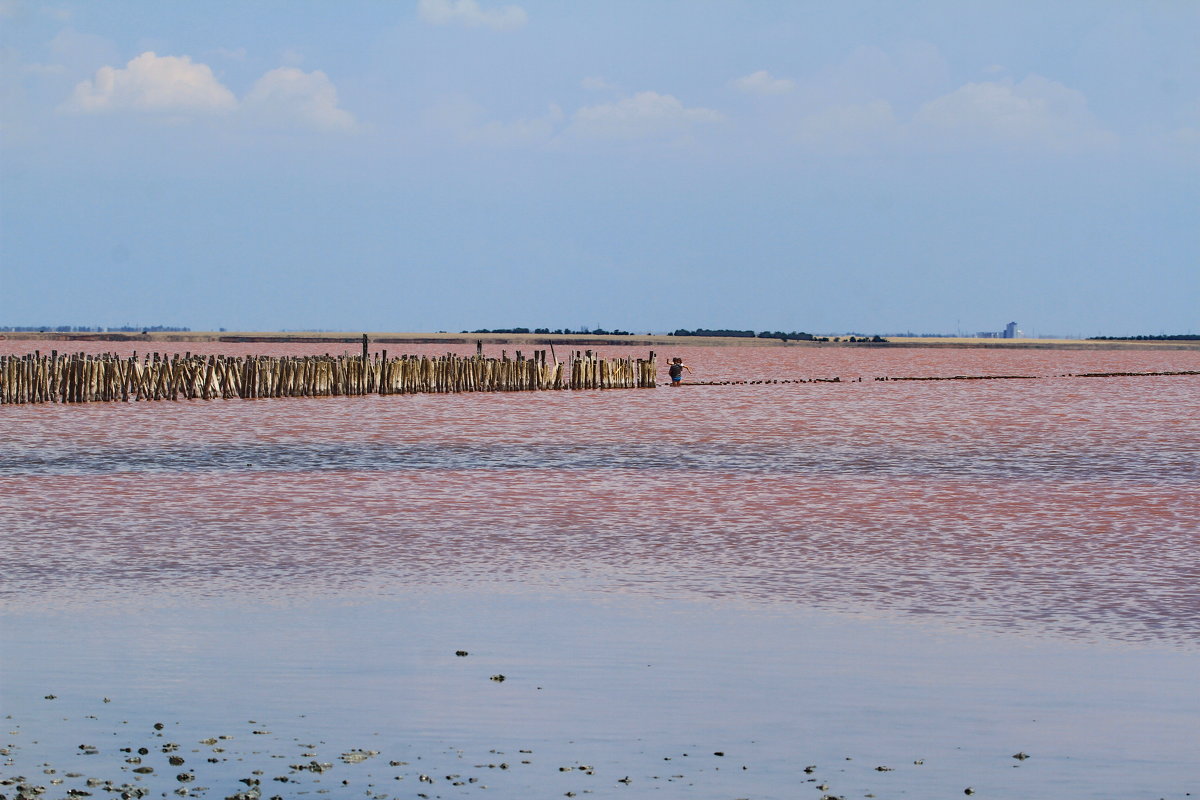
[1004,321,1018,339]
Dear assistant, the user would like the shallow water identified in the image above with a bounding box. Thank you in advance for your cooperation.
[2,342,1198,798]
[4,591,1198,800]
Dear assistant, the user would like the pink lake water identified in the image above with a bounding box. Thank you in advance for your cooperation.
[1,342,1198,799]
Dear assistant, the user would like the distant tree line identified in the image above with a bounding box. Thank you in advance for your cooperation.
[671,328,756,338]
[0,325,191,332]
[1089,334,1200,341]
[755,330,827,342]
[458,326,888,343]
[465,327,635,336]
[670,328,886,343]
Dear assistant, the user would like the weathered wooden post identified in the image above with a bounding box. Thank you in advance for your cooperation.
[362,333,369,361]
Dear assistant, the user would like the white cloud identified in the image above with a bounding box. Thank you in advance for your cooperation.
[243,67,356,131]
[417,0,526,31]
[570,91,723,140]
[58,52,356,132]
[62,52,236,114]
[733,70,795,96]
[913,75,1116,151]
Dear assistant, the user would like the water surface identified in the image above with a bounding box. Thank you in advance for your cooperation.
[2,343,1197,799]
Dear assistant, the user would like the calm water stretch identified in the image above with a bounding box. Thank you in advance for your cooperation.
[2,342,1198,800]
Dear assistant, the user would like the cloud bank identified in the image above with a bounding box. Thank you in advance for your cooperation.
[53,47,1115,156]
[60,52,356,131]
[63,52,236,114]
[243,67,355,131]
[749,46,1116,156]
[570,91,724,140]
[431,89,724,146]
[912,75,1116,151]
[788,73,1115,155]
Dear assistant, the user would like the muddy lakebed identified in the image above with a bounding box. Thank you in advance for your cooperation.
[2,343,1198,799]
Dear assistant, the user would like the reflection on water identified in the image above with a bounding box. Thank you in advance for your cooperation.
[4,591,1198,800]
[3,433,1198,481]
[2,344,1197,647]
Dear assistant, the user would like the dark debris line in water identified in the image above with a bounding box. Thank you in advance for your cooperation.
[2,437,1195,482]
[1,695,1028,800]
[665,368,1200,385]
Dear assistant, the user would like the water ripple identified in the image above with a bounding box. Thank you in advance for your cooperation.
[2,348,1197,648]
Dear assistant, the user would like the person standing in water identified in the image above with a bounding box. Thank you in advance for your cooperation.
[668,357,691,386]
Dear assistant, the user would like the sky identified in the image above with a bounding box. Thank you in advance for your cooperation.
[1,0,1197,336]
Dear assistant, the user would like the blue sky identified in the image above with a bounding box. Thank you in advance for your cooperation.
[1,0,1197,335]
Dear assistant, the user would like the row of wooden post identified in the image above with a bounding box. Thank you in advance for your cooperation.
[0,350,658,405]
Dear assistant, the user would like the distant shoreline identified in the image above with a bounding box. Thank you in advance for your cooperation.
[2,330,1199,351]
